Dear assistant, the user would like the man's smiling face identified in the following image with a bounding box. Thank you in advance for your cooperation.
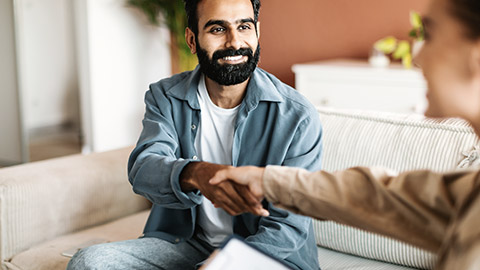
[191,0,260,85]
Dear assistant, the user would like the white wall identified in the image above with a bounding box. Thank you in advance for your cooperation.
[14,0,80,131]
[75,0,171,152]
[0,0,27,164]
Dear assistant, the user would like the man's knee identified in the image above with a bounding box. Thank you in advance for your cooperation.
[66,244,115,270]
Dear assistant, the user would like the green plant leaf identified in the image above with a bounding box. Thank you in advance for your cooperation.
[409,29,417,38]
[402,52,412,69]
[393,40,411,59]
[410,11,422,29]
[127,0,198,72]
[409,11,424,41]
[374,36,397,54]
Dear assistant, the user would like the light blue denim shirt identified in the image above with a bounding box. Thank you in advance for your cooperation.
[128,66,323,270]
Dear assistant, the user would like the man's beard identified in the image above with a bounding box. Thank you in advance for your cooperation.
[196,43,260,86]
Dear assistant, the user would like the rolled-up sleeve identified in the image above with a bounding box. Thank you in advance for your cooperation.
[127,89,202,209]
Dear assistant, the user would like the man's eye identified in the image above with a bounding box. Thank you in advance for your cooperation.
[210,27,225,33]
[239,25,251,31]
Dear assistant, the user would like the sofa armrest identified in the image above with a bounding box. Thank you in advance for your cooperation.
[0,147,150,262]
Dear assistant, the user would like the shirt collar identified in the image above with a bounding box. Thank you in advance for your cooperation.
[243,67,283,112]
[165,65,284,111]
[165,66,203,110]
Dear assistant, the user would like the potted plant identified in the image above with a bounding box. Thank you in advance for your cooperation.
[372,11,424,69]
[128,0,198,73]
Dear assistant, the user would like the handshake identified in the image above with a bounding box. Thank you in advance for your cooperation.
[180,162,270,217]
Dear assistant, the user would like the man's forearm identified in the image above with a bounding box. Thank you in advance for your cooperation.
[179,162,203,192]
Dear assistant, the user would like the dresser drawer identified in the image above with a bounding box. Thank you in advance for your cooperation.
[293,59,427,114]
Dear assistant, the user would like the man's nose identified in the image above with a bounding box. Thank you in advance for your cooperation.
[225,30,242,50]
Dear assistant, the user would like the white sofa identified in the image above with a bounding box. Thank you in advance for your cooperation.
[2,107,479,270]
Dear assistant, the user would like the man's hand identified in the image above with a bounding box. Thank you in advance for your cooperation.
[209,166,267,216]
[180,162,268,216]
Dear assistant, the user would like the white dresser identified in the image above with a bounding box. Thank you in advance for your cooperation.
[292,59,428,114]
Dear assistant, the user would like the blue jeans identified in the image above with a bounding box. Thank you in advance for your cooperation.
[66,237,214,270]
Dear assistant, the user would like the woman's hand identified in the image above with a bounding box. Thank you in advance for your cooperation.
[209,166,269,216]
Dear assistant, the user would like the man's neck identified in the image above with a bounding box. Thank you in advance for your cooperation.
[204,75,250,109]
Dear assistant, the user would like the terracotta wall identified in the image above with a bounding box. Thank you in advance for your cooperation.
[257,0,429,86]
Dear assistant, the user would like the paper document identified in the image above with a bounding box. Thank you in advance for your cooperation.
[201,236,293,270]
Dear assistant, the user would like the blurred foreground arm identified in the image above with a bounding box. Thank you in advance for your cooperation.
[212,165,476,253]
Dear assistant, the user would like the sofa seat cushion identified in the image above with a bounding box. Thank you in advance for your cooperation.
[4,210,150,270]
[313,220,436,270]
[317,246,418,270]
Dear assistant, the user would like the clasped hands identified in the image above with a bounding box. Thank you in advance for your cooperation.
[180,162,268,216]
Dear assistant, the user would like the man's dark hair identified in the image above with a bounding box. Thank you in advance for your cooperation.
[183,0,261,36]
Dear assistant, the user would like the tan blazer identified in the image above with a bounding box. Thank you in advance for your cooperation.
[263,166,480,270]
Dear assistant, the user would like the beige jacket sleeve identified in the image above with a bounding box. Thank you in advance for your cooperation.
[263,165,479,253]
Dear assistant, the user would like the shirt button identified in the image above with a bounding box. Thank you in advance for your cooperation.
[192,156,198,160]
[191,124,196,130]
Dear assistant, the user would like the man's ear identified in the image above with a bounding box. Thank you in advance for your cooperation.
[256,21,260,39]
[185,27,197,54]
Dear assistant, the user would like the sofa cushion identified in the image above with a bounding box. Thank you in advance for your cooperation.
[313,221,436,269]
[318,107,478,173]
[314,107,479,269]
[3,210,150,270]
[0,147,151,264]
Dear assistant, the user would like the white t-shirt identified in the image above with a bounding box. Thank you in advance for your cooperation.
[194,75,239,247]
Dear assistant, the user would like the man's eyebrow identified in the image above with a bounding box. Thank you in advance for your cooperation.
[204,20,227,29]
[203,18,255,29]
[238,18,254,24]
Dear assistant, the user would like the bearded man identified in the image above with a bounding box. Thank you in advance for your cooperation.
[67,0,323,269]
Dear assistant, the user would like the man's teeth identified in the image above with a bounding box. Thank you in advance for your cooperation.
[223,55,243,61]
